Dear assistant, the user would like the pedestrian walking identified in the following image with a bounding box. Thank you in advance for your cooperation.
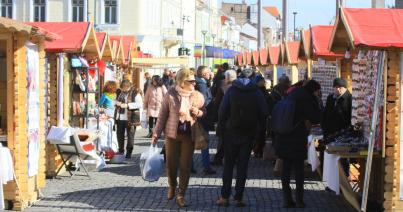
[162,68,174,88]
[143,72,151,94]
[273,80,322,208]
[216,75,268,207]
[252,75,270,158]
[114,80,143,159]
[143,75,167,138]
[195,65,216,175]
[151,68,205,208]
[211,69,237,166]
[322,78,352,176]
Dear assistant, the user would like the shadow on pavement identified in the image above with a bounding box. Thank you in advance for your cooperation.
[31,185,355,212]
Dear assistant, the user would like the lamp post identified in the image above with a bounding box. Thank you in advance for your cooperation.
[293,12,297,40]
[211,33,216,65]
[201,30,208,65]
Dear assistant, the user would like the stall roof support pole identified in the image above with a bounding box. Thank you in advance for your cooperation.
[57,53,64,127]
[361,51,386,211]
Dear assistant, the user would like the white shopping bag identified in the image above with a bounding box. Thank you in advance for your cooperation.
[140,110,148,129]
[47,126,72,144]
[140,145,164,182]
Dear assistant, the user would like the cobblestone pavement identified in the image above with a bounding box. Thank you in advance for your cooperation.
[26,129,354,212]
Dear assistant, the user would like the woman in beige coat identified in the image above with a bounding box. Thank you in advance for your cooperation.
[143,75,167,137]
[151,68,205,208]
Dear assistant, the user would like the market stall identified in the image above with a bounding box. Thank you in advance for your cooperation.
[268,45,281,86]
[328,7,403,211]
[284,41,303,83]
[0,17,57,210]
[27,22,102,177]
[299,29,313,78]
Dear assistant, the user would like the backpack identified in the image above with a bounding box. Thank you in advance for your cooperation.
[270,96,297,134]
[229,88,259,131]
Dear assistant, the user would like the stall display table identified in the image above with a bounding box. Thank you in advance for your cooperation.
[0,145,13,210]
[323,150,380,211]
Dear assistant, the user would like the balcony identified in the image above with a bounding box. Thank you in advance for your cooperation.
[162,28,181,49]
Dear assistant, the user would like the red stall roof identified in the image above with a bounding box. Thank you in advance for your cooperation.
[27,22,100,58]
[285,41,300,64]
[246,52,253,65]
[96,32,107,54]
[259,48,269,65]
[121,35,136,61]
[263,7,280,18]
[237,54,243,65]
[269,46,280,65]
[110,36,125,64]
[252,50,260,65]
[311,25,343,58]
[299,29,311,59]
[330,8,403,51]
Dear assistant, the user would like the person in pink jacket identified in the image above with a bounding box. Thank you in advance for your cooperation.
[151,68,205,208]
[143,75,167,138]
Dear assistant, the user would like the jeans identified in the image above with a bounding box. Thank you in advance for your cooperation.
[221,133,253,200]
[116,120,135,154]
[281,158,305,202]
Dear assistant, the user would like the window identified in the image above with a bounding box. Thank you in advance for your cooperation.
[33,0,46,22]
[234,5,242,13]
[0,0,12,18]
[230,7,233,12]
[104,0,117,24]
[72,0,84,22]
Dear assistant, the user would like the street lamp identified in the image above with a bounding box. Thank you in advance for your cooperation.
[211,33,216,64]
[293,12,297,41]
[201,30,208,65]
[181,15,190,47]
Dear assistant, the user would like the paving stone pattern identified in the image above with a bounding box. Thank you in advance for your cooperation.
[26,129,354,212]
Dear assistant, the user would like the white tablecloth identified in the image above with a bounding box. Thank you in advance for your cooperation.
[323,152,340,195]
[307,135,321,172]
[0,145,14,210]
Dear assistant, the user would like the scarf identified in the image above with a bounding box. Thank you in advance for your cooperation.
[175,85,194,123]
[105,92,116,100]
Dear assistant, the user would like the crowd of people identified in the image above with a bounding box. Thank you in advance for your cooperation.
[98,63,352,209]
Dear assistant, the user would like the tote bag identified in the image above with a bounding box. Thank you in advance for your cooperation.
[191,121,209,150]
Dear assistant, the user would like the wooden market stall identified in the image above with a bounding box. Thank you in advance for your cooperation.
[26,22,101,177]
[96,32,118,86]
[268,45,281,86]
[299,29,313,78]
[0,17,57,210]
[284,41,302,84]
[329,7,403,211]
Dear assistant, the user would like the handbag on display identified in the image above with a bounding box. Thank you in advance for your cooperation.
[191,121,209,150]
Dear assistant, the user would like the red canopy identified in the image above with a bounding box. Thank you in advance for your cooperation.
[110,36,125,62]
[332,8,403,49]
[311,25,343,58]
[246,52,252,65]
[269,46,280,65]
[252,50,260,65]
[27,22,90,52]
[121,35,136,61]
[285,41,300,64]
[259,48,268,65]
[237,54,243,65]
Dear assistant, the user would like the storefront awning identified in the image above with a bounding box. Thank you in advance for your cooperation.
[330,8,403,51]
[131,57,189,66]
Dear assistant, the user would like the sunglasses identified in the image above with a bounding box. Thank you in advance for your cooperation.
[186,80,196,84]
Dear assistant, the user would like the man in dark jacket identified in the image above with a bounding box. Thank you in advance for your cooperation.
[274,80,322,208]
[216,76,268,207]
[143,72,151,94]
[162,68,174,88]
[195,66,216,175]
[322,78,352,176]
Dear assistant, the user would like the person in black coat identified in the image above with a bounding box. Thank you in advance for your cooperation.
[321,78,352,176]
[274,80,322,208]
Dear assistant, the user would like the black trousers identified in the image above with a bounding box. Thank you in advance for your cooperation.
[213,137,224,162]
[281,158,305,202]
[116,120,135,154]
[221,133,253,200]
[148,117,157,134]
[253,129,266,156]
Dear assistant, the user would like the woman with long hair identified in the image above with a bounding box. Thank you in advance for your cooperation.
[143,75,167,138]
